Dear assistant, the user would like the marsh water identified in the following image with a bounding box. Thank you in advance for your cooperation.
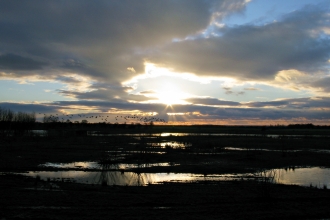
[7,130,329,188]
[17,162,330,187]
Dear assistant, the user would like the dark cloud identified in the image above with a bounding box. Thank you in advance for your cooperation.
[310,77,330,93]
[246,97,330,109]
[0,0,257,104]
[0,102,60,114]
[140,90,156,94]
[127,94,158,102]
[223,87,234,95]
[58,82,135,101]
[55,76,82,84]
[149,4,330,81]
[48,101,168,113]
[58,89,123,101]
[222,87,244,95]
[58,83,156,102]
[0,53,47,70]
[0,0,226,82]
[246,100,289,108]
[185,97,241,106]
[0,1,328,84]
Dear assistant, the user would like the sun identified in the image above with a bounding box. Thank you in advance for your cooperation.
[158,91,180,106]
[157,83,188,106]
[123,62,192,106]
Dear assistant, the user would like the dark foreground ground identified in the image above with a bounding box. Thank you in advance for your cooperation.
[1,174,330,220]
[1,126,330,219]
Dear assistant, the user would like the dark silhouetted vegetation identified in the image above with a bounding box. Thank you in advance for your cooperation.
[0,107,36,136]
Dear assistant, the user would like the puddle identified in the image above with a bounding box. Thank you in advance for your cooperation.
[15,167,330,187]
[150,142,191,148]
[22,171,199,186]
[223,147,330,154]
[223,147,300,152]
[160,133,188,137]
[15,206,71,209]
[129,141,191,149]
[273,167,330,187]
[313,149,330,154]
[153,207,171,209]
[39,161,172,170]
[40,162,100,169]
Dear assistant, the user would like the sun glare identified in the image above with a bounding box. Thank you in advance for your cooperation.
[158,91,182,105]
[157,83,188,106]
[123,62,201,105]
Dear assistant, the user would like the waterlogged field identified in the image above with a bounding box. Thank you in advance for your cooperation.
[2,127,330,184]
[1,125,330,219]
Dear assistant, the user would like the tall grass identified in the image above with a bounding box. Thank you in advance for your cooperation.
[254,169,277,198]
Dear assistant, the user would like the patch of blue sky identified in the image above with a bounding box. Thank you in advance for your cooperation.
[223,0,327,27]
[0,80,74,102]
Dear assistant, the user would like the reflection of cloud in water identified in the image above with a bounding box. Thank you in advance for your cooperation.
[273,167,330,186]
[24,171,198,185]
[153,142,189,148]
[40,162,100,169]
[25,171,92,182]
[22,167,330,187]
[39,162,171,170]
[160,133,187,137]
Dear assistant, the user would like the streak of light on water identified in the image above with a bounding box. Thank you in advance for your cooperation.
[11,167,330,188]
[224,147,330,154]
[39,162,172,170]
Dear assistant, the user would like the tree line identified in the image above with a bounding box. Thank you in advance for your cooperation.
[0,107,36,123]
[0,107,36,136]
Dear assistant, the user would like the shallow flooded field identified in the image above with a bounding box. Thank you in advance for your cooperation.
[2,128,330,170]
[1,126,330,219]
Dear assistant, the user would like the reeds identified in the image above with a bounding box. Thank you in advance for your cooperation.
[254,169,278,198]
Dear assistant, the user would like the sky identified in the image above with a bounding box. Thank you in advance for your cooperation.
[1,0,330,125]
